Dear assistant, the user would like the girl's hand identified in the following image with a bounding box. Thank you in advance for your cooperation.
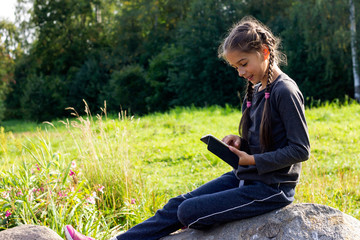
[228,146,256,166]
[222,135,241,149]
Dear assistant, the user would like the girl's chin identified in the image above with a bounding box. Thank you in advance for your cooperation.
[248,79,260,85]
[242,76,260,85]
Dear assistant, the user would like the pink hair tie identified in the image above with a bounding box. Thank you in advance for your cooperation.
[246,101,252,108]
[265,92,270,99]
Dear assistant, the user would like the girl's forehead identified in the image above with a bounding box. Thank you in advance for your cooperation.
[224,50,259,65]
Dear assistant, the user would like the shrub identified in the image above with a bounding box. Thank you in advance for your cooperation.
[0,84,6,122]
[20,74,66,121]
[107,64,150,115]
[146,45,180,112]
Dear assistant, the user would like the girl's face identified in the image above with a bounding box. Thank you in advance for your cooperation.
[224,49,268,85]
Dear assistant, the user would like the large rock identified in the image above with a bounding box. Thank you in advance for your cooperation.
[0,224,63,240]
[161,203,360,240]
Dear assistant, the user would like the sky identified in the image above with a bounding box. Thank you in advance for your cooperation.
[0,0,18,22]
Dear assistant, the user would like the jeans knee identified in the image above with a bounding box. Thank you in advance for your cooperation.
[177,200,192,226]
[178,200,213,230]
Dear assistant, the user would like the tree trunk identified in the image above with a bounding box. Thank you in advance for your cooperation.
[349,0,360,101]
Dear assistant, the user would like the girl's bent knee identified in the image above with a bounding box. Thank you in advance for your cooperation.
[177,199,194,226]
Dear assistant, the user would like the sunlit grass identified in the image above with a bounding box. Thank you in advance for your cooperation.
[0,102,359,238]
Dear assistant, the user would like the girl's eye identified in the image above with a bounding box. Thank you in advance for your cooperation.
[242,63,248,67]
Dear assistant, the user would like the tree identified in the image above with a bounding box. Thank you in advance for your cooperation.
[107,64,150,114]
[349,0,360,101]
[20,74,66,121]
[165,0,249,107]
[5,0,360,121]
[0,20,21,120]
[10,0,113,119]
[31,0,101,75]
[108,0,191,67]
[68,50,112,113]
[282,0,353,101]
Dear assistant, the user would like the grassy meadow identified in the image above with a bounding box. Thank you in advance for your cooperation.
[0,102,360,239]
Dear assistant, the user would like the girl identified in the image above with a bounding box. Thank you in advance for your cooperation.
[64,16,310,240]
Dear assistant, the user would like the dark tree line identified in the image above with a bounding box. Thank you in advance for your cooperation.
[0,0,359,121]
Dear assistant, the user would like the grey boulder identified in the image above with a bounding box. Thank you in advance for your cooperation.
[0,224,63,240]
[161,203,360,240]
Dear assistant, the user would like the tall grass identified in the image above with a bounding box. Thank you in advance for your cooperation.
[0,101,359,238]
[298,101,360,217]
[0,102,138,239]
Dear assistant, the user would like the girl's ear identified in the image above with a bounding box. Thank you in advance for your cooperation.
[262,45,270,60]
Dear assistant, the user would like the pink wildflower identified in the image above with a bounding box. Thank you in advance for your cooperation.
[16,191,23,197]
[32,188,41,194]
[28,193,34,202]
[69,170,75,176]
[71,161,76,169]
[58,191,67,198]
[5,210,11,217]
[97,185,105,193]
[131,199,136,204]
[1,192,9,199]
[86,196,96,204]
[35,163,41,171]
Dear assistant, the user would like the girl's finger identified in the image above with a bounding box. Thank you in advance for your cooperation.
[234,138,241,148]
[228,146,241,157]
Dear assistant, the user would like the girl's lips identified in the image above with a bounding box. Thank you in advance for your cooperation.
[247,75,254,81]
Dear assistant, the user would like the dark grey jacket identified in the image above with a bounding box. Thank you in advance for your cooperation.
[234,73,310,185]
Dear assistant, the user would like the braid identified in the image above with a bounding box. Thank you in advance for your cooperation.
[246,81,254,106]
[239,81,253,141]
[260,49,274,151]
[267,51,274,84]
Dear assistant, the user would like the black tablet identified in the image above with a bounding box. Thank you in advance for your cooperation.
[200,134,239,169]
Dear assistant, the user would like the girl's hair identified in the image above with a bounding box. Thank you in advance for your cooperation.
[218,16,286,152]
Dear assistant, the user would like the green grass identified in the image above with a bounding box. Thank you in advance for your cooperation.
[0,102,360,238]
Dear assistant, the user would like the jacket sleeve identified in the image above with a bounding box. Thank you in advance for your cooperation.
[253,81,310,175]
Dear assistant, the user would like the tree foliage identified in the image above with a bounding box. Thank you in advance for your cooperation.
[282,0,353,100]
[2,0,360,121]
[0,20,21,121]
[107,64,150,114]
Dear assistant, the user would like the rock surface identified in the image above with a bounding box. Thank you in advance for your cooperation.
[0,224,63,240]
[161,203,360,240]
[1,204,360,240]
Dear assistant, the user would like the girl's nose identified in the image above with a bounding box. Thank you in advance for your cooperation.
[238,69,245,77]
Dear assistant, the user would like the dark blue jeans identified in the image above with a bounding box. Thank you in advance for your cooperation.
[116,171,295,240]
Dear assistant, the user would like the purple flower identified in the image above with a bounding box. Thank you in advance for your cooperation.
[131,199,136,204]
[69,170,75,176]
